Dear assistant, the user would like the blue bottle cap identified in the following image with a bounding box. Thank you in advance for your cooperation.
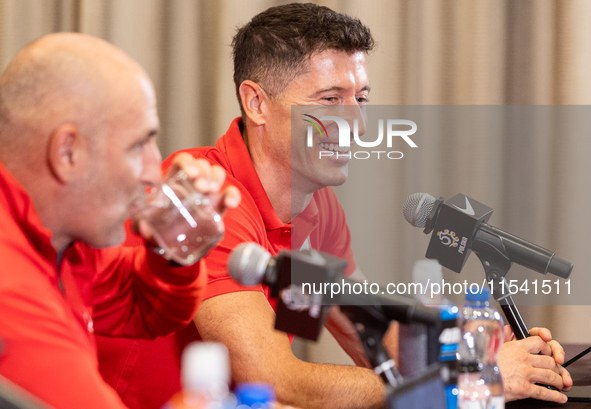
[440,305,459,320]
[465,286,490,302]
[236,383,275,405]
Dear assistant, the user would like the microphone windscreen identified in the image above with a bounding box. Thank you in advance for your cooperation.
[228,243,271,286]
[403,193,436,228]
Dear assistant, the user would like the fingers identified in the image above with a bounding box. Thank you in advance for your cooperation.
[517,336,553,356]
[526,354,569,391]
[216,185,241,215]
[136,219,158,245]
[168,154,241,213]
[136,219,153,239]
[528,327,566,364]
[527,362,567,391]
[209,164,227,193]
[529,353,563,371]
[503,325,515,342]
[547,340,566,364]
[273,404,300,409]
[168,153,227,194]
[529,327,552,342]
[527,384,568,404]
[555,363,573,389]
[500,338,573,403]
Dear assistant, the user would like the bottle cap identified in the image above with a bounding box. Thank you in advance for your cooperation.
[412,259,444,305]
[235,383,275,405]
[181,342,230,394]
[465,286,490,302]
[412,259,443,283]
[440,305,459,320]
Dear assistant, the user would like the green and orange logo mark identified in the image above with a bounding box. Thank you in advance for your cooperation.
[302,114,328,139]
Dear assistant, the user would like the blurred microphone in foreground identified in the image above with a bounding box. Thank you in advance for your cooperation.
[228,242,442,388]
[228,243,441,338]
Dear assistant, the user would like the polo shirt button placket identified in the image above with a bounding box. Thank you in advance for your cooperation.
[280,229,291,246]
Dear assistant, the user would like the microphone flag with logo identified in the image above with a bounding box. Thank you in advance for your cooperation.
[425,194,493,274]
[274,250,346,341]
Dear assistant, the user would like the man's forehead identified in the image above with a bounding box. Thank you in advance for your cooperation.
[106,86,159,149]
[311,49,367,63]
[293,50,369,90]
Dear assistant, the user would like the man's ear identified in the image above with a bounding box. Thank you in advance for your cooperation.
[239,80,271,126]
[47,123,88,183]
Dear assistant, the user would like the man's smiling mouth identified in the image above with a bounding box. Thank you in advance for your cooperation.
[319,142,350,153]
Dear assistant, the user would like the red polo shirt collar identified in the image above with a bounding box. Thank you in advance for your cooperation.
[216,118,320,248]
[0,161,57,265]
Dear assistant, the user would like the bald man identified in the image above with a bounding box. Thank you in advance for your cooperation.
[0,33,238,408]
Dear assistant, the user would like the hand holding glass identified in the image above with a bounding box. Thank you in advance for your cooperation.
[138,170,224,265]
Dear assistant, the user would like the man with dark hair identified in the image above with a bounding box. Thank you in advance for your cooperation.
[232,2,374,118]
[0,33,239,409]
[97,3,572,408]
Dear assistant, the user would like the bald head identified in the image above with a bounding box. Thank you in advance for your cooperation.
[0,32,152,162]
[0,33,161,251]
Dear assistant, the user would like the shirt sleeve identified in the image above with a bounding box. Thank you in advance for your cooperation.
[70,242,207,339]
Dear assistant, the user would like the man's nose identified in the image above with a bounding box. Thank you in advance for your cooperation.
[340,103,366,138]
[140,138,163,187]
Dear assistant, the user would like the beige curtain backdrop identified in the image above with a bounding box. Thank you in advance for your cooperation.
[1,0,591,367]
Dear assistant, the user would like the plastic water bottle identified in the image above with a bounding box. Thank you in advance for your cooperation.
[458,287,505,409]
[235,383,275,408]
[162,342,237,409]
[458,361,491,409]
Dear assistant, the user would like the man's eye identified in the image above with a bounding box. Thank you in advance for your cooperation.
[132,139,150,152]
[324,97,338,103]
[357,96,368,104]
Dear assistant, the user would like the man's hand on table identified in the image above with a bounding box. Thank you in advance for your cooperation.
[499,326,572,403]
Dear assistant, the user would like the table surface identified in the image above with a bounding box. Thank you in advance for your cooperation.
[506,344,591,409]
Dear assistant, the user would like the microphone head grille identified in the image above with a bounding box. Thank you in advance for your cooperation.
[403,193,436,228]
[228,243,271,286]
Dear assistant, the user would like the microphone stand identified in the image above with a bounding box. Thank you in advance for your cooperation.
[339,304,404,387]
[471,232,561,391]
[471,225,530,339]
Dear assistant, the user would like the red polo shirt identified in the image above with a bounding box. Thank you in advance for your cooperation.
[0,160,207,409]
[97,118,356,409]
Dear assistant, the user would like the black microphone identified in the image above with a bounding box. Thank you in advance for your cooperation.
[228,243,441,340]
[229,243,442,387]
[228,243,345,341]
[403,193,573,279]
[228,242,347,298]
